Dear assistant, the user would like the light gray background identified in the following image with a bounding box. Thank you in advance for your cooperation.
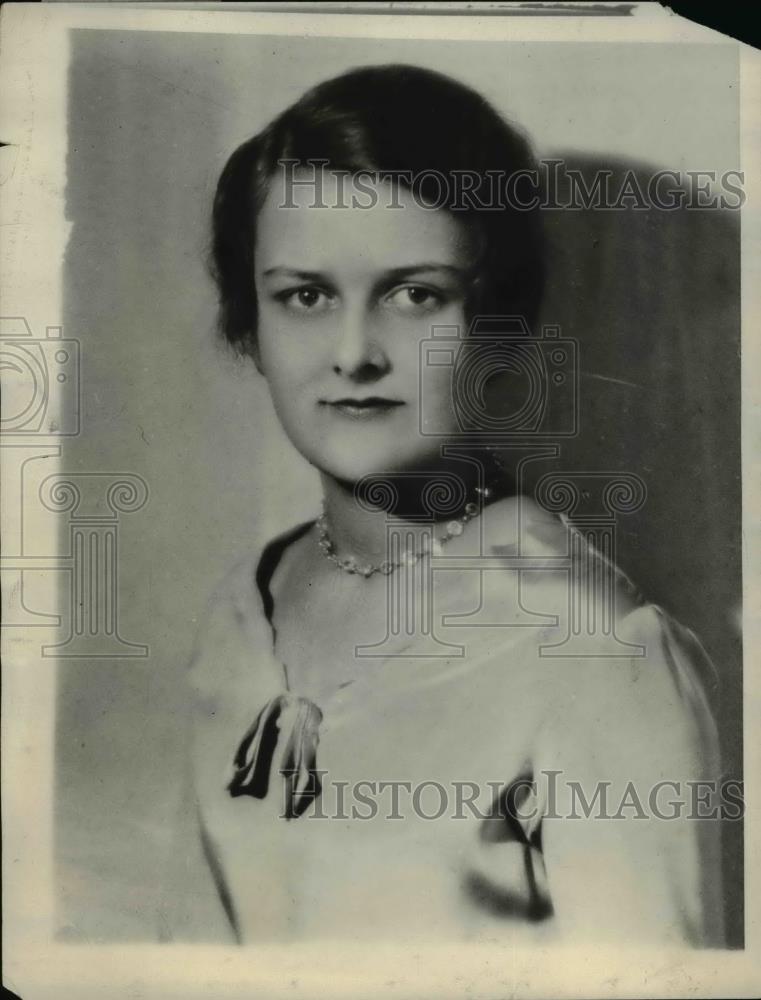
[57,29,742,944]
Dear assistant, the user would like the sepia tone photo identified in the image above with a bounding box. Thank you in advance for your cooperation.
[2,4,760,998]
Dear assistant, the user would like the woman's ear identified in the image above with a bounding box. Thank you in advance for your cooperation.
[247,336,265,375]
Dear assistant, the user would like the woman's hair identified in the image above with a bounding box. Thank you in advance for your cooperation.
[211,63,545,355]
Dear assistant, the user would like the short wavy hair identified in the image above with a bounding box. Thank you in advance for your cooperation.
[211,63,545,355]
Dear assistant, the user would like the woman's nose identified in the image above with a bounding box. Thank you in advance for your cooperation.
[332,310,390,380]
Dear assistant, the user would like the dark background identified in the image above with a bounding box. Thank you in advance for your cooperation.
[668,2,761,50]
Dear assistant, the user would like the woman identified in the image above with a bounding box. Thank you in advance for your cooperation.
[160,65,725,947]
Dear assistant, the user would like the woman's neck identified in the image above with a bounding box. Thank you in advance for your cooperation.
[319,477,393,565]
[318,460,507,567]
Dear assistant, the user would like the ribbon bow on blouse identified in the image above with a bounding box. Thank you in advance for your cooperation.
[228,694,323,820]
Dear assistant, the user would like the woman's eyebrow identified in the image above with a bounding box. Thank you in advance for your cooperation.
[381,264,469,281]
[261,267,329,281]
[261,264,469,283]
[262,261,468,281]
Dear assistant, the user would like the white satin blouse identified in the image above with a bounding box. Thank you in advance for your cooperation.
[159,495,726,947]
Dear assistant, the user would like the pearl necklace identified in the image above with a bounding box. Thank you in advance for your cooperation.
[315,487,492,578]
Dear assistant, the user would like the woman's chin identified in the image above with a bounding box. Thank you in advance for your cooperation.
[306,445,433,486]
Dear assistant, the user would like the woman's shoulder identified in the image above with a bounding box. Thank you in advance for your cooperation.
[535,599,723,797]
[476,492,641,620]
[203,517,316,615]
[544,595,721,780]
[186,518,315,695]
[481,490,636,575]
[478,494,719,753]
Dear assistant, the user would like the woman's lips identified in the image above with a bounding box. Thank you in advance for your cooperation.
[322,398,405,420]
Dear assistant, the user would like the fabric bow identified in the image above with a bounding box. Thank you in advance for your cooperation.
[228,693,323,819]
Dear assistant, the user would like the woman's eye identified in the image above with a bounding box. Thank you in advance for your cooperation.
[386,286,445,315]
[276,287,333,314]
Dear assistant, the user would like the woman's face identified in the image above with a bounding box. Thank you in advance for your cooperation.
[254,170,473,483]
